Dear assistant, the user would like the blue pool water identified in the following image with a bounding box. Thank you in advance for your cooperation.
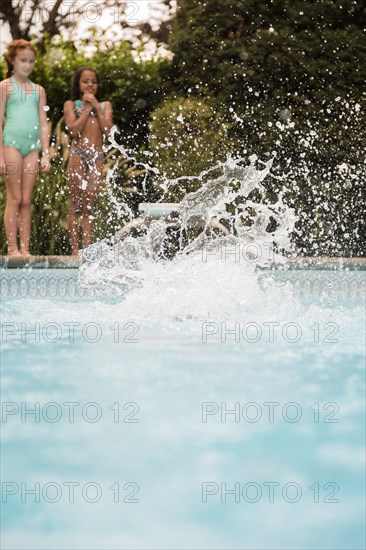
[1,264,365,549]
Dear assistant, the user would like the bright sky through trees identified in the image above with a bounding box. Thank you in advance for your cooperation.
[0,1,170,50]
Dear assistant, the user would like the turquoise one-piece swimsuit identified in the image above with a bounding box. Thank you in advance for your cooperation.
[3,76,41,157]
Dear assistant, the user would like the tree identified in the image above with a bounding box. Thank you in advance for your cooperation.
[166,0,366,160]
[0,37,168,255]
[136,0,176,44]
[169,0,366,104]
[164,0,366,255]
[148,96,232,198]
[0,0,153,49]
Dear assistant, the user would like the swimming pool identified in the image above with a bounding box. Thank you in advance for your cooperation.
[1,260,365,549]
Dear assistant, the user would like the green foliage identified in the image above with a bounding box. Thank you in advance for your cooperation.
[0,33,169,149]
[170,0,366,100]
[1,4,365,256]
[0,163,70,255]
[168,0,366,147]
[148,96,233,199]
[165,0,366,255]
[0,35,168,254]
[0,111,148,255]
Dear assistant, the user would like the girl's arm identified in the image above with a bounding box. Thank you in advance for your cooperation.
[38,85,51,173]
[0,80,10,174]
[95,101,113,137]
[64,99,93,139]
[82,93,113,137]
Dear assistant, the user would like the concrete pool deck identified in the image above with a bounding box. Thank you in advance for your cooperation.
[0,255,365,269]
[0,255,82,268]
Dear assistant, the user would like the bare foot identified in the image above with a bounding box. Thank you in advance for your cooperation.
[7,249,21,257]
[19,245,33,256]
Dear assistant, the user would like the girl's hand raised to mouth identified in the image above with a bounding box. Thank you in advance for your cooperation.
[83,92,99,108]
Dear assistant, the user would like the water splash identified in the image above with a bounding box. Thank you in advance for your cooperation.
[229,98,366,256]
[78,137,298,311]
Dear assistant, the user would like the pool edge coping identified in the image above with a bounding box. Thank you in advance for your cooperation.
[0,255,366,270]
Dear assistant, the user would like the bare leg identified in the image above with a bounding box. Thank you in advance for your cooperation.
[3,147,22,255]
[68,203,80,255]
[68,154,85,255]
[19,150,39,255]
[81,161,102,249]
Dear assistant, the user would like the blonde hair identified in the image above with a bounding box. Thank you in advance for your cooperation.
[4,39,37,78]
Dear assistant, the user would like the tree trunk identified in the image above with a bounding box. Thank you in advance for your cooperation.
[0,0,24,40]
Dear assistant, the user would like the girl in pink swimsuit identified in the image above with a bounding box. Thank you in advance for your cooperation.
[64,67,113,255]
[0,40,50,256]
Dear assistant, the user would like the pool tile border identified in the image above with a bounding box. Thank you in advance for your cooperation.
[1,256,365,270]
[0,256,82,268]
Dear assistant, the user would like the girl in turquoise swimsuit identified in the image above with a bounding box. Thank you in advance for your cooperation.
[64,67,113,255]
[0,40,50,256]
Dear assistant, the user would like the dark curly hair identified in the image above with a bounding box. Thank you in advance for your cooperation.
[71,67,100,100]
